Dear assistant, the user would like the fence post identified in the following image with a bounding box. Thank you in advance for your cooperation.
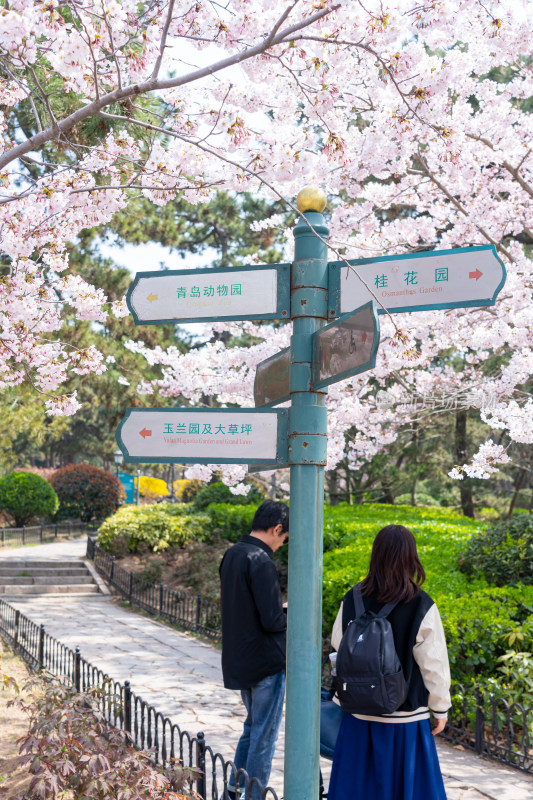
[196,594,201,632]
[22,525,25,545]
[196,732,207,800]
[40,525,43,543]
[68,521,71,538]
[55,523,58,539]
[1,528,4,545]
[159,583,164,617]
[475,687,484,755]
[129,571,134,605]
[123,680,132,737]
[13,609,20,652]
[74,647,81,692]
[38,624,45,671]
[110,556,115,584]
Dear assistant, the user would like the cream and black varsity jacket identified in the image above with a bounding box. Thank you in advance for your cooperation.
[331,586,451,723]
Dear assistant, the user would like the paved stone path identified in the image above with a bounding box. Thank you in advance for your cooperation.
[1,539,532,800]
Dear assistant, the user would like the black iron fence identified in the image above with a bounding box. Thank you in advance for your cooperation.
[0,597,277,800]
[87,540,533,777]
[86,538,221,641]
[0,520,95,548]
[443,682,531,773]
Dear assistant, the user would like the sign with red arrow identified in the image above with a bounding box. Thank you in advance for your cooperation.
[116,408,288,465]
[328,245,506,316]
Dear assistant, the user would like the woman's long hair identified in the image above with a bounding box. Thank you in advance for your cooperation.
[360,524,425,604]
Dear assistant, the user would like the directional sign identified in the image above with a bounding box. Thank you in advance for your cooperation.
[328,245,506,317]
[127,264,291,325]
[116,407,288,465]
[254,348,290,407]
[312,301,379,390]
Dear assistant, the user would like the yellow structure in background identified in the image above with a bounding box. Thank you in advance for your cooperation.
[133,476,202,501]
[135,475,168,499]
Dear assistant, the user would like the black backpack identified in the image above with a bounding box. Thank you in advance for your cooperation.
[334,585,408,715]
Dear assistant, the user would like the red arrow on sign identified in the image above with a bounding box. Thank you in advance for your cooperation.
[469,268,483,280]
[361,332,368,344]
[140,428,152,439]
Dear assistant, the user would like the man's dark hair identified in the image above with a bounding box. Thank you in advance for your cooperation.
[251,501,289,533]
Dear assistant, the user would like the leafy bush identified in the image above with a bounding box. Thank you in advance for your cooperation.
[0,471,59,526]
[395,493,440,506]
[12,676,197,800]
[50,463,124,522]
[206,503,257,541]
[458,514,533,586]
[192,480,264,510]
[97,502,210,554]
[175,478,203,502]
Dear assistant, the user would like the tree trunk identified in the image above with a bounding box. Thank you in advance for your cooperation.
[508,467,527,518]
[344,464,353,504]
[381,478,395,504]
[455,410,475,518]
[328,470,340,506]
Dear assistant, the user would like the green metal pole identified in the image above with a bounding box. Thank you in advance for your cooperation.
[284,190,329,800]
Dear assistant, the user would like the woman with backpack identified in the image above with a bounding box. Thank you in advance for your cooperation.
[328,524,450,800]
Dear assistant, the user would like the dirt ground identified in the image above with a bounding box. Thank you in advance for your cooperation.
[115,539,233,603]
[0,640,33,798]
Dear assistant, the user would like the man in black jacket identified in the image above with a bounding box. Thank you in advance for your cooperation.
[219,500,289,800]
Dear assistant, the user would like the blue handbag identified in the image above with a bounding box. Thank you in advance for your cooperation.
[320,685,343,759]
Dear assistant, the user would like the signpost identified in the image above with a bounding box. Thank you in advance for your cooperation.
[117,187,507,800]
[312,301,379,390]
[328,245,506,316]
[127,263,290,324]
[117,408,288,466]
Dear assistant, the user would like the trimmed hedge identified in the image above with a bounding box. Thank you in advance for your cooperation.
[0,471,59,526]
[394,493,440,507]
[97,502,210,554]
[206,503,256,541]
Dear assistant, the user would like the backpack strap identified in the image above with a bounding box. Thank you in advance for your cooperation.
[351,584,366,618]
[377,600,399,618]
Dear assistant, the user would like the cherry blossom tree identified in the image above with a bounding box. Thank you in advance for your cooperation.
[1,0,532,486]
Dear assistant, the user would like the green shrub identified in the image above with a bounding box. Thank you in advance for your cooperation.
[458,514,533,586]
[437,587,533,684]
[192,481,265,510]
[394,493,440,506]
[50,463,124,522]
[97,503,210,554]
[0,471,59,526]
[206,503,256,541]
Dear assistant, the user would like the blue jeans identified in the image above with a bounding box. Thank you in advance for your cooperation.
[230,670,286,800]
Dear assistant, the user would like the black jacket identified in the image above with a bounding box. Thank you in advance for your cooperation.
[219,535,286,690]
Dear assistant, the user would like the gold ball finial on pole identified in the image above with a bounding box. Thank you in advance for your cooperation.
[296,186,327,213]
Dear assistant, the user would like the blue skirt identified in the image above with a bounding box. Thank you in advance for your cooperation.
[328,715,447,800]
